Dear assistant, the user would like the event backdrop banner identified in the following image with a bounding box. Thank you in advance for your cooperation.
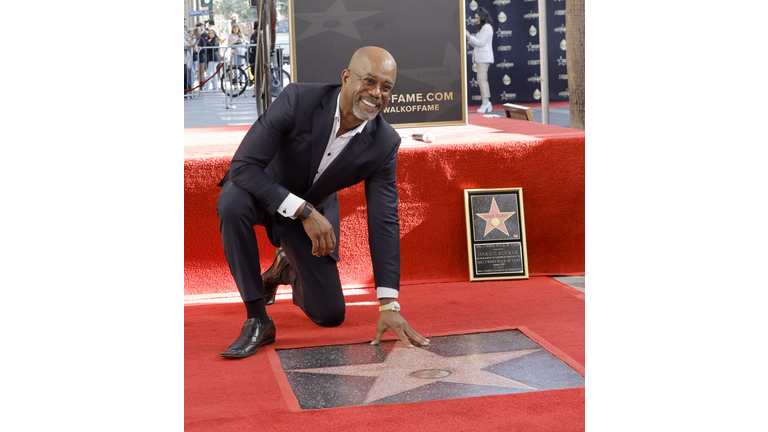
[465,0,569,106]
[289,0,467,127]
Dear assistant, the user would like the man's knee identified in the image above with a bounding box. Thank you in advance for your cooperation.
[308,304,345,327]
[217,183,253,224]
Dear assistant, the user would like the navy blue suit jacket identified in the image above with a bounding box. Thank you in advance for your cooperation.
[218,83,402,290]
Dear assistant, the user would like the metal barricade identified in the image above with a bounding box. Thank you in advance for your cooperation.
[184,38,291,110]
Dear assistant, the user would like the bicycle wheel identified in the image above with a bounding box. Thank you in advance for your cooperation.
[270,68,291,97]
[221,65,249,97]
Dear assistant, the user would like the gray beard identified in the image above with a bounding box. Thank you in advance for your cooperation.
[353,95,380,121]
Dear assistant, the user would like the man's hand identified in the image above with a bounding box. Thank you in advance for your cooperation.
[371,306,429,348]
[299,204,336,256]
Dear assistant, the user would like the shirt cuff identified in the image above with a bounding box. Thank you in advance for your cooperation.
[376,287,399,299]
[277,193,304,219]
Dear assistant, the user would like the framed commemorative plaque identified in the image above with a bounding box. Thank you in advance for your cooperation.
[464,188,529,281]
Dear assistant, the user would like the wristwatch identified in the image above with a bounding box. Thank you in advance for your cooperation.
[379,301,400,313]
[297,202,314,221]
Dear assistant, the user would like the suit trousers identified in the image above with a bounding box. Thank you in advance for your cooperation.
[217,181,346,327]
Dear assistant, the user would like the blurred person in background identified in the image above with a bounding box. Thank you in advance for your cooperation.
[195,24,207,94]
[466,7,495,113]
[228,24,247,68]
[204,27,221,91]
[184,24,195,98]
[249,19,259,97]
[188,30,199,83]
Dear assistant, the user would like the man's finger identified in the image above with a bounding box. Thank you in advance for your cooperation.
[310,237,318,256]
[325,230,336,255]
[322,235,333,256]
[406,327,430,346]
[315,237,326,257]
[394,327,414,348]
[370,326,385,345]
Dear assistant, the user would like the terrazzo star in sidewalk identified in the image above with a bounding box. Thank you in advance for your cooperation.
[289,343,540,403]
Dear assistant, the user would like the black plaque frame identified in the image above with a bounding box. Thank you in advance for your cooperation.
[464,188,529,281]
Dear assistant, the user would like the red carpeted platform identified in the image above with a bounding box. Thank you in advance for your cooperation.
[185,110,584,296]
[185,277,585,431]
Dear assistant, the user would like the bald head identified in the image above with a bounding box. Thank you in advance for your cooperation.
[348,46,397,79]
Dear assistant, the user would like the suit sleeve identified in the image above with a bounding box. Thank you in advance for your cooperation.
[228,83,297,214]
[364,139,401,290]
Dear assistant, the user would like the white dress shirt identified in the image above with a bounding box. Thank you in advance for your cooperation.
[275,94,399,300]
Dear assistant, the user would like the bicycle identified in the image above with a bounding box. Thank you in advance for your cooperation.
[221,48,290,98]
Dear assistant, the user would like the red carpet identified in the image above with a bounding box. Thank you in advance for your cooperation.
[185,114,585,296]
[185,277,585,431]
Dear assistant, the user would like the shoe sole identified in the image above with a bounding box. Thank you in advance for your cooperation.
[220,338,276,359]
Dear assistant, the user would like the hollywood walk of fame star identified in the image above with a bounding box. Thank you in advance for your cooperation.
[294,0,382,41]
[475,197,516,236]
[287,343,540,403]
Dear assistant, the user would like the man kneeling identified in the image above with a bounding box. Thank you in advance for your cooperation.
[215,46,429,358]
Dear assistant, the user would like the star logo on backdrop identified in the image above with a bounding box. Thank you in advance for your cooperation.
[557,56,567,66]
[470,77,479,87]
[294,0,382,41]
[475,197,516,236]
[288,343,539,403]
[500,90,516,101]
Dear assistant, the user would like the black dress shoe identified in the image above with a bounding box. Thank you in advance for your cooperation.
[261,248,290,305]
[220,317,276,359]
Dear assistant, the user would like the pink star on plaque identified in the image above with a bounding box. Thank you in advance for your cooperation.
[476,197,516,236]
[288,343,539,403]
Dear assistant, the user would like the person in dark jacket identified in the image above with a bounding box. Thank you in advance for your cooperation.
[216,46,429,359]
[195,26,207,93]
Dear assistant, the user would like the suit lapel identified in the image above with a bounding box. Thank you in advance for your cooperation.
[307,88,341,190]
[311,119,378,188]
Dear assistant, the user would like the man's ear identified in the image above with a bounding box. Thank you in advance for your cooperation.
[340,69,350,86]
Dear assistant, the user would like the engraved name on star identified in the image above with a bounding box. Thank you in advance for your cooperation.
[294,0,382,41]
[288,343,539,403]
[476,197,516,236]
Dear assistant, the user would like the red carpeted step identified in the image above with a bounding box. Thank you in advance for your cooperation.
[185,117,584,296]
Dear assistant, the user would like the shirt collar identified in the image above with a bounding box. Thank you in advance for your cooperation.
[334,93,367,137]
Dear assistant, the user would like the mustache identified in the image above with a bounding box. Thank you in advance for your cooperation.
[357,94,382,107]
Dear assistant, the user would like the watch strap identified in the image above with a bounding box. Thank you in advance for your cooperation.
[378,301,400,313]
[298,202,314,221]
